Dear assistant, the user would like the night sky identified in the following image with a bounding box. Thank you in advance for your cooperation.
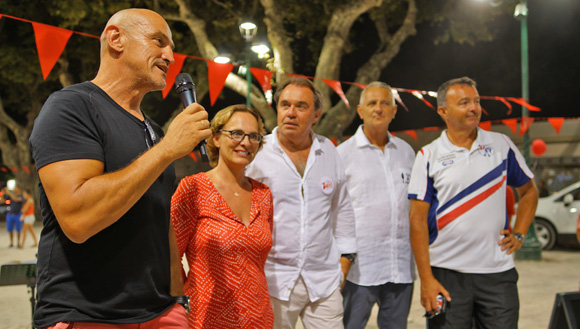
[377,0,580,132]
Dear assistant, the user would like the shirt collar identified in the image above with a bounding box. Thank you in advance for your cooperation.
[270,126,322,154]
[354,125,395,150]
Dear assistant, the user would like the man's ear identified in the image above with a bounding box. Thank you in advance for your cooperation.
[105,25,124,53]
[356,105,363,120]
[437,105,447,120]
[312,108,322,124]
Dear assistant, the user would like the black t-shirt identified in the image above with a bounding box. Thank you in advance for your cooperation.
[29,82,176,327]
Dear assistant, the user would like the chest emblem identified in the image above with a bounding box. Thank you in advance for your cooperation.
[320,177,334,195]
[477,145,495,157]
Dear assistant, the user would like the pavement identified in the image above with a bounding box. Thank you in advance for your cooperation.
[1,222,578,329]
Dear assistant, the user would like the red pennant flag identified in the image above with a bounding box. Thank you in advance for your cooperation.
[392,90,409,112]
[32,22,73,80]
[401,130,418,140]
[188,152,199,162]
[351,83,366,89]
[501,118,518,135]
[250,67,273,105]
[496,97,513,115]
[207,60,234,106]
[9,166,19,173]
[162,53,187,99]
[519,116,535,137]
[547,117,565,134]
[321,79,349,108]
[411,91,434,109]
[507,97,541,112]
[478,121,492,131]
[22,166,31,175]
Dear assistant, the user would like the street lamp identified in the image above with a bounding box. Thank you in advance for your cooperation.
[240,19,258,107]
[475,0,542,260]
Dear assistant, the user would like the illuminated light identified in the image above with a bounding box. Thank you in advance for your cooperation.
[214,55,231,64]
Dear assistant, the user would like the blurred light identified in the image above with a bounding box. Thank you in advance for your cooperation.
[428,91,438,98]
[214,55,231,64]
[514,3,528,18]
[251,43,270,58]
[239,20,258,42]
[238,65,248,75]
[6,179,15,190]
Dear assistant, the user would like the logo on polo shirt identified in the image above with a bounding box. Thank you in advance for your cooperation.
[442,159,454,166]
[320,177,334,195]
[478,145,495,157]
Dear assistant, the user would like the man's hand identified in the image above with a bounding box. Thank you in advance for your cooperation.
[421,276,451,315]
[158,103,211,159]
[498,229,524,254]
[339,256,352,290]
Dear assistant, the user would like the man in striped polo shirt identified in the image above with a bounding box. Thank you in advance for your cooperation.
[408,77,538,328]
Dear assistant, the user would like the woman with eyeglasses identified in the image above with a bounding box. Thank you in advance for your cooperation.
[171,104,273,329]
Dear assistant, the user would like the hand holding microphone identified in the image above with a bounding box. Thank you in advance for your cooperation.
[174,73,210,163]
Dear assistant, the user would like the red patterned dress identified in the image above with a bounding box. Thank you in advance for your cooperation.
[171,172,274,329]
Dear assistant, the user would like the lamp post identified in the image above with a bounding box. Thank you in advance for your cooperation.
[239,20,258,107]
[475,0,542,260]
[513,0,542,261]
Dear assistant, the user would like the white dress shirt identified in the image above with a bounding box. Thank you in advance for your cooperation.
[337,125,416,286]
[246,127,357,302]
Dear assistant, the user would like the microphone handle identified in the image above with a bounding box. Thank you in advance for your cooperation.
[179,90,209,163]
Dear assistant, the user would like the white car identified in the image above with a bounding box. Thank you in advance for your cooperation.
[533,181,580,250]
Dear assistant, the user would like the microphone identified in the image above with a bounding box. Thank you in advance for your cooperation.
[174,73,209,163]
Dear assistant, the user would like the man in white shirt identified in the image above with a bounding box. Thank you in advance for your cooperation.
[408,77,538,328]
[337,81,415,329]
[246,77,357,329]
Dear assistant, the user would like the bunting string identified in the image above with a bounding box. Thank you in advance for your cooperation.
[0,12,547,114]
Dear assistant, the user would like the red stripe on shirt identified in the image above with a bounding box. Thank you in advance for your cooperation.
[437,175,507,230]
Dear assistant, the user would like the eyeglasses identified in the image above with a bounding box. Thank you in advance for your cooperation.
[144,120,158,149]
[219,129,263,144]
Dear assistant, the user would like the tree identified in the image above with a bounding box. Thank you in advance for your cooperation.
[155,0,511,138]
[0,0,511,200]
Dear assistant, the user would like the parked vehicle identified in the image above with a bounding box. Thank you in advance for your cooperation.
[533,180,580,250]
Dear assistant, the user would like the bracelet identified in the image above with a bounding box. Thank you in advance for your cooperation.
[174,296,190,313]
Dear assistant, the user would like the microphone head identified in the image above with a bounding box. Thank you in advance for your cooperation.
[175,73,195,94]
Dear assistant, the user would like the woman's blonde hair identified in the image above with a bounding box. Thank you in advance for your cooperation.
[206,104,266,168]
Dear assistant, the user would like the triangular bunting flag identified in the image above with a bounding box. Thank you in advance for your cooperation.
[32,22,73,80]
[401,130,418,140]
[207,60,234,106]
[250,67,273,105]
[162,53,187,99]
[351,83,366,89]
[321,79,349,108]
[501,118,518,135]
[519,116,535,137]
[478,121,492,131]
[507,97,541,112]
[496,97,513,115]
[411,91,434,109]
[392,90,409,112]
[188,152,198,162]
[547,117,565,135]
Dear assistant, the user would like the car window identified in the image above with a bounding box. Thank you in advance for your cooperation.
[555,187,580,202]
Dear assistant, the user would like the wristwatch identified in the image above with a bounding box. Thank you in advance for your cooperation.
[512,232,525,243]
[174,296,190,313]
[341,253,357,264]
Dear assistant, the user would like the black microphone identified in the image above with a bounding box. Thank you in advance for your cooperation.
[174,73,209,163]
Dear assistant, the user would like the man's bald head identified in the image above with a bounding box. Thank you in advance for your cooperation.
[99,9,168,54]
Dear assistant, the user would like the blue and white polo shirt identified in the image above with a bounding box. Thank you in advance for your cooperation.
[408,128,533,273]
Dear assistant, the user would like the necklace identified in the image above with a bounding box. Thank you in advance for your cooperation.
[233,191,239,197]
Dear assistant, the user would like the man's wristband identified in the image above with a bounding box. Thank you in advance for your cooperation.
[174,296,190,313]
[341,253,357,264]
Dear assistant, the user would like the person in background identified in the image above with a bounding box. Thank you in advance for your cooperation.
[337,81,415,329]
[246,77,357,329]
[20,190,38,248]
[171,105,273,329]
[1,185,24,248]
[29,8,210,329]
[408,77,538,328]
